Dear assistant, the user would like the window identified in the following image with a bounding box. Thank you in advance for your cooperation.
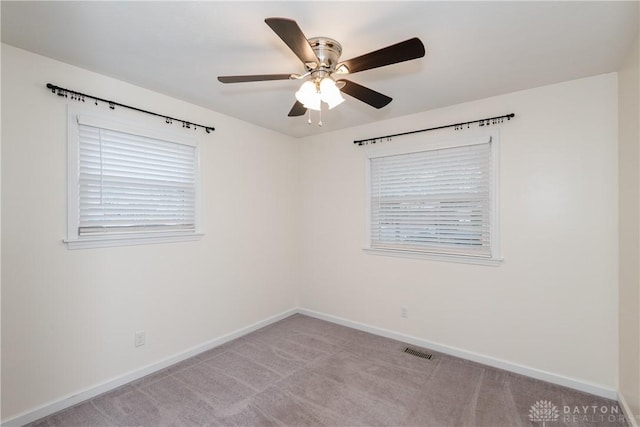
[66,107,202,249]
[365,132,500,265]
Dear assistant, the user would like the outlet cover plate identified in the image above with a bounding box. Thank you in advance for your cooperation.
[135,331,146,347]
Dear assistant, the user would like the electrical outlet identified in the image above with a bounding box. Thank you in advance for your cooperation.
[400,306,409,318]
[134,330,146,347]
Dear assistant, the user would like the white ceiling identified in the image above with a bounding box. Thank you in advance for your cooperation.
[2,1,638,138]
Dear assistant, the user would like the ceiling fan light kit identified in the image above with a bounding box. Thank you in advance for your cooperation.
[218,17,426,126]
[295,77,345,111]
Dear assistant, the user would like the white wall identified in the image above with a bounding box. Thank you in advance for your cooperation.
[0,44,299,420]
[619,31,640,424]
[298,73,620,391]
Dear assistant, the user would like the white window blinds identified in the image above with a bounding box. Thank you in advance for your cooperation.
[369,138,493,257]
[77,120,197,235]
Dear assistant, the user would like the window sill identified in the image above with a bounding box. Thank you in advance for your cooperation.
[363,247,503,266]
[64,232,204,249]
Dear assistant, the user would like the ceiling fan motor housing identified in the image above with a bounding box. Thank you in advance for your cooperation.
[307,37,342,72]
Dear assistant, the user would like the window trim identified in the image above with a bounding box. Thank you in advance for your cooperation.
[363,130,502,266]
[65,105,203,249]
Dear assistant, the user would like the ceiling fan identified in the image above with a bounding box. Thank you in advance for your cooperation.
[218,17,426,119]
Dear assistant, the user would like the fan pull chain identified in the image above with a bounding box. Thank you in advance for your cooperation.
[305,107,324,127]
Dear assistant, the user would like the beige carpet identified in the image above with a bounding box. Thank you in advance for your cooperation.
[27,314,627,426]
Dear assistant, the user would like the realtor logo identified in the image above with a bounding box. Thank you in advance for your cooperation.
[529,399,625,424]
[529,400,560,426]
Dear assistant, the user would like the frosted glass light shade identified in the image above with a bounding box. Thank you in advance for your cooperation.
[295,81,321,111]
[303,95,321,111]
[319,78,345,109]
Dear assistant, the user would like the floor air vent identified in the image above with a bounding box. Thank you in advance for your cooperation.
[403,347,433,360]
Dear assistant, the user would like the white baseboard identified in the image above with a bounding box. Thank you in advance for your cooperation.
[298,308,619,401]
[1,308,298,427]
[2,306,622,426]
[619,392,639,427]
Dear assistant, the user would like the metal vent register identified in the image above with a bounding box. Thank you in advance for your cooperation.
[403,347,433,360]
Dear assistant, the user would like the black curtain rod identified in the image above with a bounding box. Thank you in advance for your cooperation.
[353,113,515,145]
[46,83,215,134]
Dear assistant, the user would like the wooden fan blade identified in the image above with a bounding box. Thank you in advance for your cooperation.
[218,74,294,83]
[265,17,319,67]
[288,100,307,117]
[336,38,425,75]
[338,79,392,109]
